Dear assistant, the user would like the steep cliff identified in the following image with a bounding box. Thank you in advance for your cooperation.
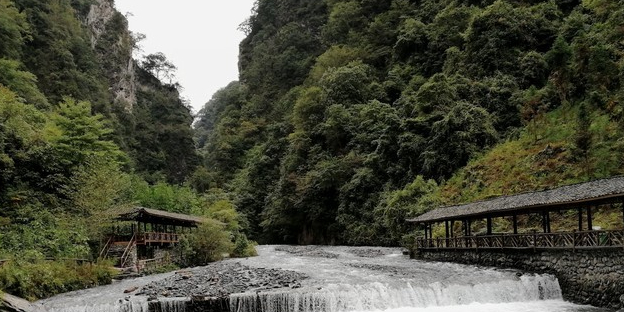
[86,0,136,109]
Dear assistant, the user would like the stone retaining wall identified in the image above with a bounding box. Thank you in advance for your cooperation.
[413,248,624,309]
[148,297,229,312]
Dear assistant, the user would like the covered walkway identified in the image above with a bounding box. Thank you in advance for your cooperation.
[407,176,624,250]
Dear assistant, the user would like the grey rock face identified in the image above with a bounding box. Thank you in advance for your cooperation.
[1,293,38,312]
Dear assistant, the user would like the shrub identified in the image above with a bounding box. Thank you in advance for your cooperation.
[231,232,258,258]
[0,260,116,301]
[181,219,234,266]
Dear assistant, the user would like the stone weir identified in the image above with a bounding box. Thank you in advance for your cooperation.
[147,297,228,312]
[413,248,624,310]
[141,261,306,312]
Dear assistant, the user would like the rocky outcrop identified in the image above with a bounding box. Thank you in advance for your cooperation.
[139,261,306,298]
[86,0,116,46]
[414,249,624,310]
[1,293,36,312]
[85,0,137,109]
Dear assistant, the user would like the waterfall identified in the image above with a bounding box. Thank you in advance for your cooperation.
[39,246,601,312]
[229,274,562,312]
[158,297,187,312]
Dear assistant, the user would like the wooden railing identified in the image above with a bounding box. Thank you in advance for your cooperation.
[135,232,180,245]
[415,230,624,250]
[98,236,114,259]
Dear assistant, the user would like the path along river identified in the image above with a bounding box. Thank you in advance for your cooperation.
[37,245,611,312]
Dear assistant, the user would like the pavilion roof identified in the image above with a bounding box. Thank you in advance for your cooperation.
[407,176,624,223]
[117,207,204,226]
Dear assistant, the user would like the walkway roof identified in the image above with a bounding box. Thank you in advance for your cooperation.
[117,207,204,227]
[407,176,624,223]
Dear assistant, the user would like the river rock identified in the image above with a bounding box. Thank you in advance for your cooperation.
[124,286,139,293]
[274,245,339,258]
[139,261,307,299]
[1,293,36,312]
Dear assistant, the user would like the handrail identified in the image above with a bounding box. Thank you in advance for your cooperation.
[416,229,624,250]
[136,232,180,244]
[98,236,114,259]
[119,233,136,268]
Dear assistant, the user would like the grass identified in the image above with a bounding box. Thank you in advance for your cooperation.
[0,259,117,301]
[428,105,624,236]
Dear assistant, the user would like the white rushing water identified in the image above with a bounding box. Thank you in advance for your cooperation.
[37,245,609,312]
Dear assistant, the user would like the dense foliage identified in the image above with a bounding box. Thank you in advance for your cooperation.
[0,0,251,299]
[195,0,624,245]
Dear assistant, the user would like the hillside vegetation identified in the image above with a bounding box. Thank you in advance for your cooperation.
[195,0,624,245]
[0,0,254,299]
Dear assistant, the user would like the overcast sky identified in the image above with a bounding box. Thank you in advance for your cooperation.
[114,0,256,114]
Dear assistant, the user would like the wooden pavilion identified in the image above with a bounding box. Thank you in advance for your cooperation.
[407,176,624,250]
[100,207,204,271]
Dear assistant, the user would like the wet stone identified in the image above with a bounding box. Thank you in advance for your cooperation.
[139,261,308,299]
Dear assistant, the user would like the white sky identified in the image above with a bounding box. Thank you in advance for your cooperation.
[114,0,256,114]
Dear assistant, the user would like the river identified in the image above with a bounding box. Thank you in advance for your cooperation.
[36,245,610,312]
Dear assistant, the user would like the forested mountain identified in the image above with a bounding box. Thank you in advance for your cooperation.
[0,0,253,297]
[195,0,624,245]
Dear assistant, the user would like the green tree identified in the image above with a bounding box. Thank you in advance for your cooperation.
[181,219,234,265]
[322,1,364,44]
[375,176,438,244]
[140,52,177,84]
[0,0,30,59]
[574,103,592,177]
[545,36,572,104]
[320,61,375,105]
[46,98,126,169]
[422,102,498,180]
[0,85,47,205]
[0,59,48,108]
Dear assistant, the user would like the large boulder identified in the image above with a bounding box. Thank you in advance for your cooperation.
[1,293,35,312]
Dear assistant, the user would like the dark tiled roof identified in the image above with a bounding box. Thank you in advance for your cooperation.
[407,176,624,223]
[118,207,204,224]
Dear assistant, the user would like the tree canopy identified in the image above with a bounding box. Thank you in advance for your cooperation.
[194,0,624,245]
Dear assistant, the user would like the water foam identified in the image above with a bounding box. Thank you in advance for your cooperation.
[42,300,149,312]
[230,274,561,312]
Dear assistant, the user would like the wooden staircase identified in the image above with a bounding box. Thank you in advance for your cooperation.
[99,234,136,269]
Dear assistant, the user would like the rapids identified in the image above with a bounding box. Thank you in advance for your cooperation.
[36,245,610,312]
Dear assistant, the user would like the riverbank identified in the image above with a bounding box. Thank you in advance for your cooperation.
[413,248,624,310]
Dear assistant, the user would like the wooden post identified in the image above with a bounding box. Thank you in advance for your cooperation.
[541,211,547,233]
[463,220,468,236]
[546,211,551,233]
[513,214,518,234]
[486,216,492,235]
[429,223,433,239]
[578,208,583,231]
[445,221,449,247]
[468,219,472,236]
[587,206,593,230]
[572,229,576,252]
[450,220,455,238]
